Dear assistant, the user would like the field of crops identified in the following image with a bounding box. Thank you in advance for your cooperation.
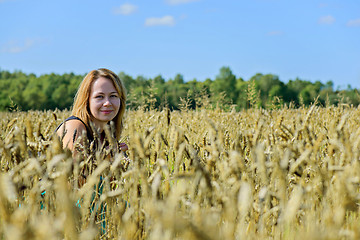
[1,106,360,239]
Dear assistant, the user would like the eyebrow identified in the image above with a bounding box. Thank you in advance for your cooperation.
[93,91,118,94]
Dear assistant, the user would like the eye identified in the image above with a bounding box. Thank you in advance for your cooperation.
[95,95,104,99]
[110,94,118,98]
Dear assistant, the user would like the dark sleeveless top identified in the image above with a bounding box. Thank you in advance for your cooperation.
[55,116,94,142]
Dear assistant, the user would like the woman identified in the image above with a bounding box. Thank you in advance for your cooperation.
[56,68,128,153]
[55,68,129,236]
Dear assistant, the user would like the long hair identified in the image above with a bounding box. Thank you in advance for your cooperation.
[71,68,127,140]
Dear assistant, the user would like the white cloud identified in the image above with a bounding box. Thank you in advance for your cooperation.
[347,18,360,27]
[1,39,36,53]
[145,16,175,27]
[113,3,138,15]
[318,15,335,25]
[165,0,199,5]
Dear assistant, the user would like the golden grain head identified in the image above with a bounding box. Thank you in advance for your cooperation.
[0,107,360,239]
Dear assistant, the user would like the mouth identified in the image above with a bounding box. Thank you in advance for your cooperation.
[101,110,113,114]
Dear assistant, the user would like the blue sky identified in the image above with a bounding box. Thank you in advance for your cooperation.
[1,0,360,89]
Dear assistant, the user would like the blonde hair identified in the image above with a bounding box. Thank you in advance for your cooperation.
[71,68,127,140]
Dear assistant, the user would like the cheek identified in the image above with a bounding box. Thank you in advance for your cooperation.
[114,99,121,108]
[89,99,100,113]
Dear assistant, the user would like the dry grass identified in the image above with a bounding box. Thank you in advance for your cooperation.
[1,105,360,239]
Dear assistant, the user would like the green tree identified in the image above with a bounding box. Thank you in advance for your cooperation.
[252,73,285,107]
[210,66,237,107]
[23,81,47,110]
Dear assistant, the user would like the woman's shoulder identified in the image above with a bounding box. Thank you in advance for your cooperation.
[55,116,89,150]
[56,116,88,136]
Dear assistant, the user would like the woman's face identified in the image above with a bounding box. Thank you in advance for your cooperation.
[89,77,121,129]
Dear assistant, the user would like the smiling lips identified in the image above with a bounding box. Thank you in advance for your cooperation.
[101,110,113,114]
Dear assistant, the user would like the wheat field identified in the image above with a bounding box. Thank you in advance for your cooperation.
[1,106,360,239]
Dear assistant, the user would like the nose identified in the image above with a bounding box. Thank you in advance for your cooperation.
[103,98,112,106]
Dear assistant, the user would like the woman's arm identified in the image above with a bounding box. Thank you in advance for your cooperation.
[56,120,87,153]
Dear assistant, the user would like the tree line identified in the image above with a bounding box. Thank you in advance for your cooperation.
[0,67,359,112]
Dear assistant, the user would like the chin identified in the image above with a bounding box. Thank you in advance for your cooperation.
[104,115,117,122]
[101,117,114,122]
